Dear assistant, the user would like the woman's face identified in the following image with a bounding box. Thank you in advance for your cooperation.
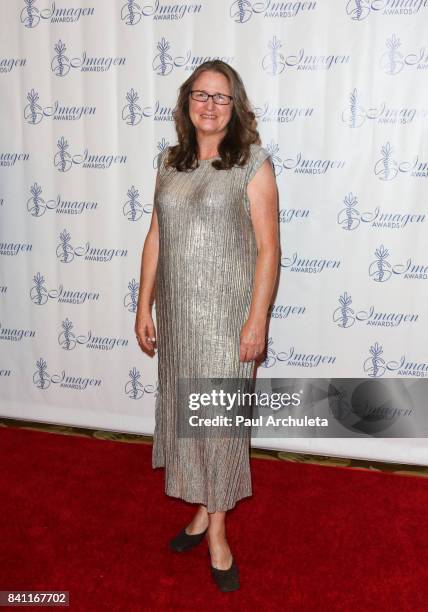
[188,70,233,141]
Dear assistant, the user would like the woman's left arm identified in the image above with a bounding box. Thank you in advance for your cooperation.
[240,159,280,362]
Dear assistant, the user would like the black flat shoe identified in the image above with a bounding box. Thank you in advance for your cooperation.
[169,526,208,552]
[210,557,240,592]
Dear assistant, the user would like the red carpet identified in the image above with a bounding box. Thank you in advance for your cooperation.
[1,427,427,611]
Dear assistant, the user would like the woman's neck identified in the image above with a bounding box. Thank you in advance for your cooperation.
[196,135,223,160]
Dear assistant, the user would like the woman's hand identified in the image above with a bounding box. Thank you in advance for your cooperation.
[135,313,157,356]
[239,317,267,362]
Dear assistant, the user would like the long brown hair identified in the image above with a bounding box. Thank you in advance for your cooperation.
[166,60,261,172]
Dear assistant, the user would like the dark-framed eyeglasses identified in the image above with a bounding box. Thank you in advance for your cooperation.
[190,90,233,105]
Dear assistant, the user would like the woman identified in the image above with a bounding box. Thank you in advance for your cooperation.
[135,60,279,592]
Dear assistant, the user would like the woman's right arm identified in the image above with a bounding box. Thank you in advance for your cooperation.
[134,170,160,356]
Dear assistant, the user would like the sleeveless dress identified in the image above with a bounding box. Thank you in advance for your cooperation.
[152,142,272,513]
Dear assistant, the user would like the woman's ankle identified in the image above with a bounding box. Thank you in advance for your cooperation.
[185,509,209,534]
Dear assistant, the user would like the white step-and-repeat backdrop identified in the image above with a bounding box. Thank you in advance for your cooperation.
[1,1,427,464]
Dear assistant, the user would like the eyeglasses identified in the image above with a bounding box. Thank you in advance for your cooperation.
[190,90,233,105]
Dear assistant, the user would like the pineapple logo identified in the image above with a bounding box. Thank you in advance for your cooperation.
[369,245,392,282]
[363,342,386,378]
[230,0,253,23]
[262,36,286,75]
[125,367,157,400]
[374,142,399,181]
[333,292,356,328]
[380,34,405,75]
[33,357,51,389]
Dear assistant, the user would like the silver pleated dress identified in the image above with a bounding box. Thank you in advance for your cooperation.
[152,142,272,513]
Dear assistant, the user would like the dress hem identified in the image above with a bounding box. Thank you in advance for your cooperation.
[152,464,252,513]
